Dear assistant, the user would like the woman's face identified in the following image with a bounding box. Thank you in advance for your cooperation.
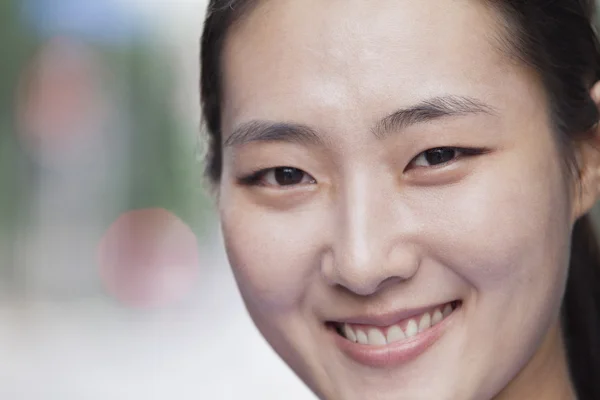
[217,1,582,399]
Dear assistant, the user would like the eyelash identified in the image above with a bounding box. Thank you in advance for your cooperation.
[236,147,487,187]
[237,167,315,187]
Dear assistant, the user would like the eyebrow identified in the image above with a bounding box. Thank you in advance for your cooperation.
[224,120,324,148]
[373,95,497,139]
[224,95,496,148]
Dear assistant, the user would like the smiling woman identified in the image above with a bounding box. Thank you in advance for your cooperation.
[200,1,600,399]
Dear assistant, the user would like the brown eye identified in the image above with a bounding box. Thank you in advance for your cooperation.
[413,148,458,167]
[238,166,316,187]
[407,147,488,172]
[273,167,308,186]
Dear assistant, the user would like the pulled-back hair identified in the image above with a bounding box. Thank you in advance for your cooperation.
[200,1,600,398]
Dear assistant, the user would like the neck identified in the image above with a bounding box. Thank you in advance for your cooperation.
[494,320,576,400]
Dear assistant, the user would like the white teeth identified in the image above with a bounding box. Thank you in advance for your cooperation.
[340,302,459,345]
[443,304,453,317]
[418,313,431,332]
[356,329,369,345]
[367,328,387,346]
[386,325,406,343]
[343,324,357,343]
[431,309,443,325]
[405,319,418,338]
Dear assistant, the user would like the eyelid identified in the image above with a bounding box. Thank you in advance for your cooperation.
[236,147,488,186]
[237,167,317,188]
[406,147,487,170]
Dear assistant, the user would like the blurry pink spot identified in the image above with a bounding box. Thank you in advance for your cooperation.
[16,37,106,162]
[98,208,200,308]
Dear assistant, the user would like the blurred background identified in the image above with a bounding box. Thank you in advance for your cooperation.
[0,0,314,398]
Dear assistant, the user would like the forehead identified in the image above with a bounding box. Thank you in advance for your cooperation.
[221,0,523,135]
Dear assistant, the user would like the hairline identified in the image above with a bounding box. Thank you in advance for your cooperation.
[206,0,582,186]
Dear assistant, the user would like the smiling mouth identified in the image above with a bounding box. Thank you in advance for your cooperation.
[329,301,461,346]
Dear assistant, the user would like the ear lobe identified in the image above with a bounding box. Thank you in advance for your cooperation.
[572,81,600,220]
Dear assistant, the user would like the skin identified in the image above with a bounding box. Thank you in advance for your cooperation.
[216,0,600,399]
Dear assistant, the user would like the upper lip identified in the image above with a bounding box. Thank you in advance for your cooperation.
[326,300,457,327]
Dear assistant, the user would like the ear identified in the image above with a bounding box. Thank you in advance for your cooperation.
[572,81,600,220]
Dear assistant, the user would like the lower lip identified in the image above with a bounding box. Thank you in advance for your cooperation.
[329,307,458,368]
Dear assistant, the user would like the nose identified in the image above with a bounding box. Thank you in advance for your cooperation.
[321,174,420,296]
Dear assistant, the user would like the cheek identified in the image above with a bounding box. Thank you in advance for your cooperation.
[423,144,572,310]
[419,147,574,397]
[220,200,322,313]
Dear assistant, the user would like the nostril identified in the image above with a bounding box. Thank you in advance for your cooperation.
[320,241,420,296]
[375,275,409,292]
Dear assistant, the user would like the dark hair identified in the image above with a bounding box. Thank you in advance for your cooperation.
[200,1,600,398]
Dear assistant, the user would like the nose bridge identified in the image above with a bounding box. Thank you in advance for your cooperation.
[340,176,384,270]
[325,171,419,295]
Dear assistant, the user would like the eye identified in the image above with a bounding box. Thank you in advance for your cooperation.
[238,166,317,187]
[409,147,484,169]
